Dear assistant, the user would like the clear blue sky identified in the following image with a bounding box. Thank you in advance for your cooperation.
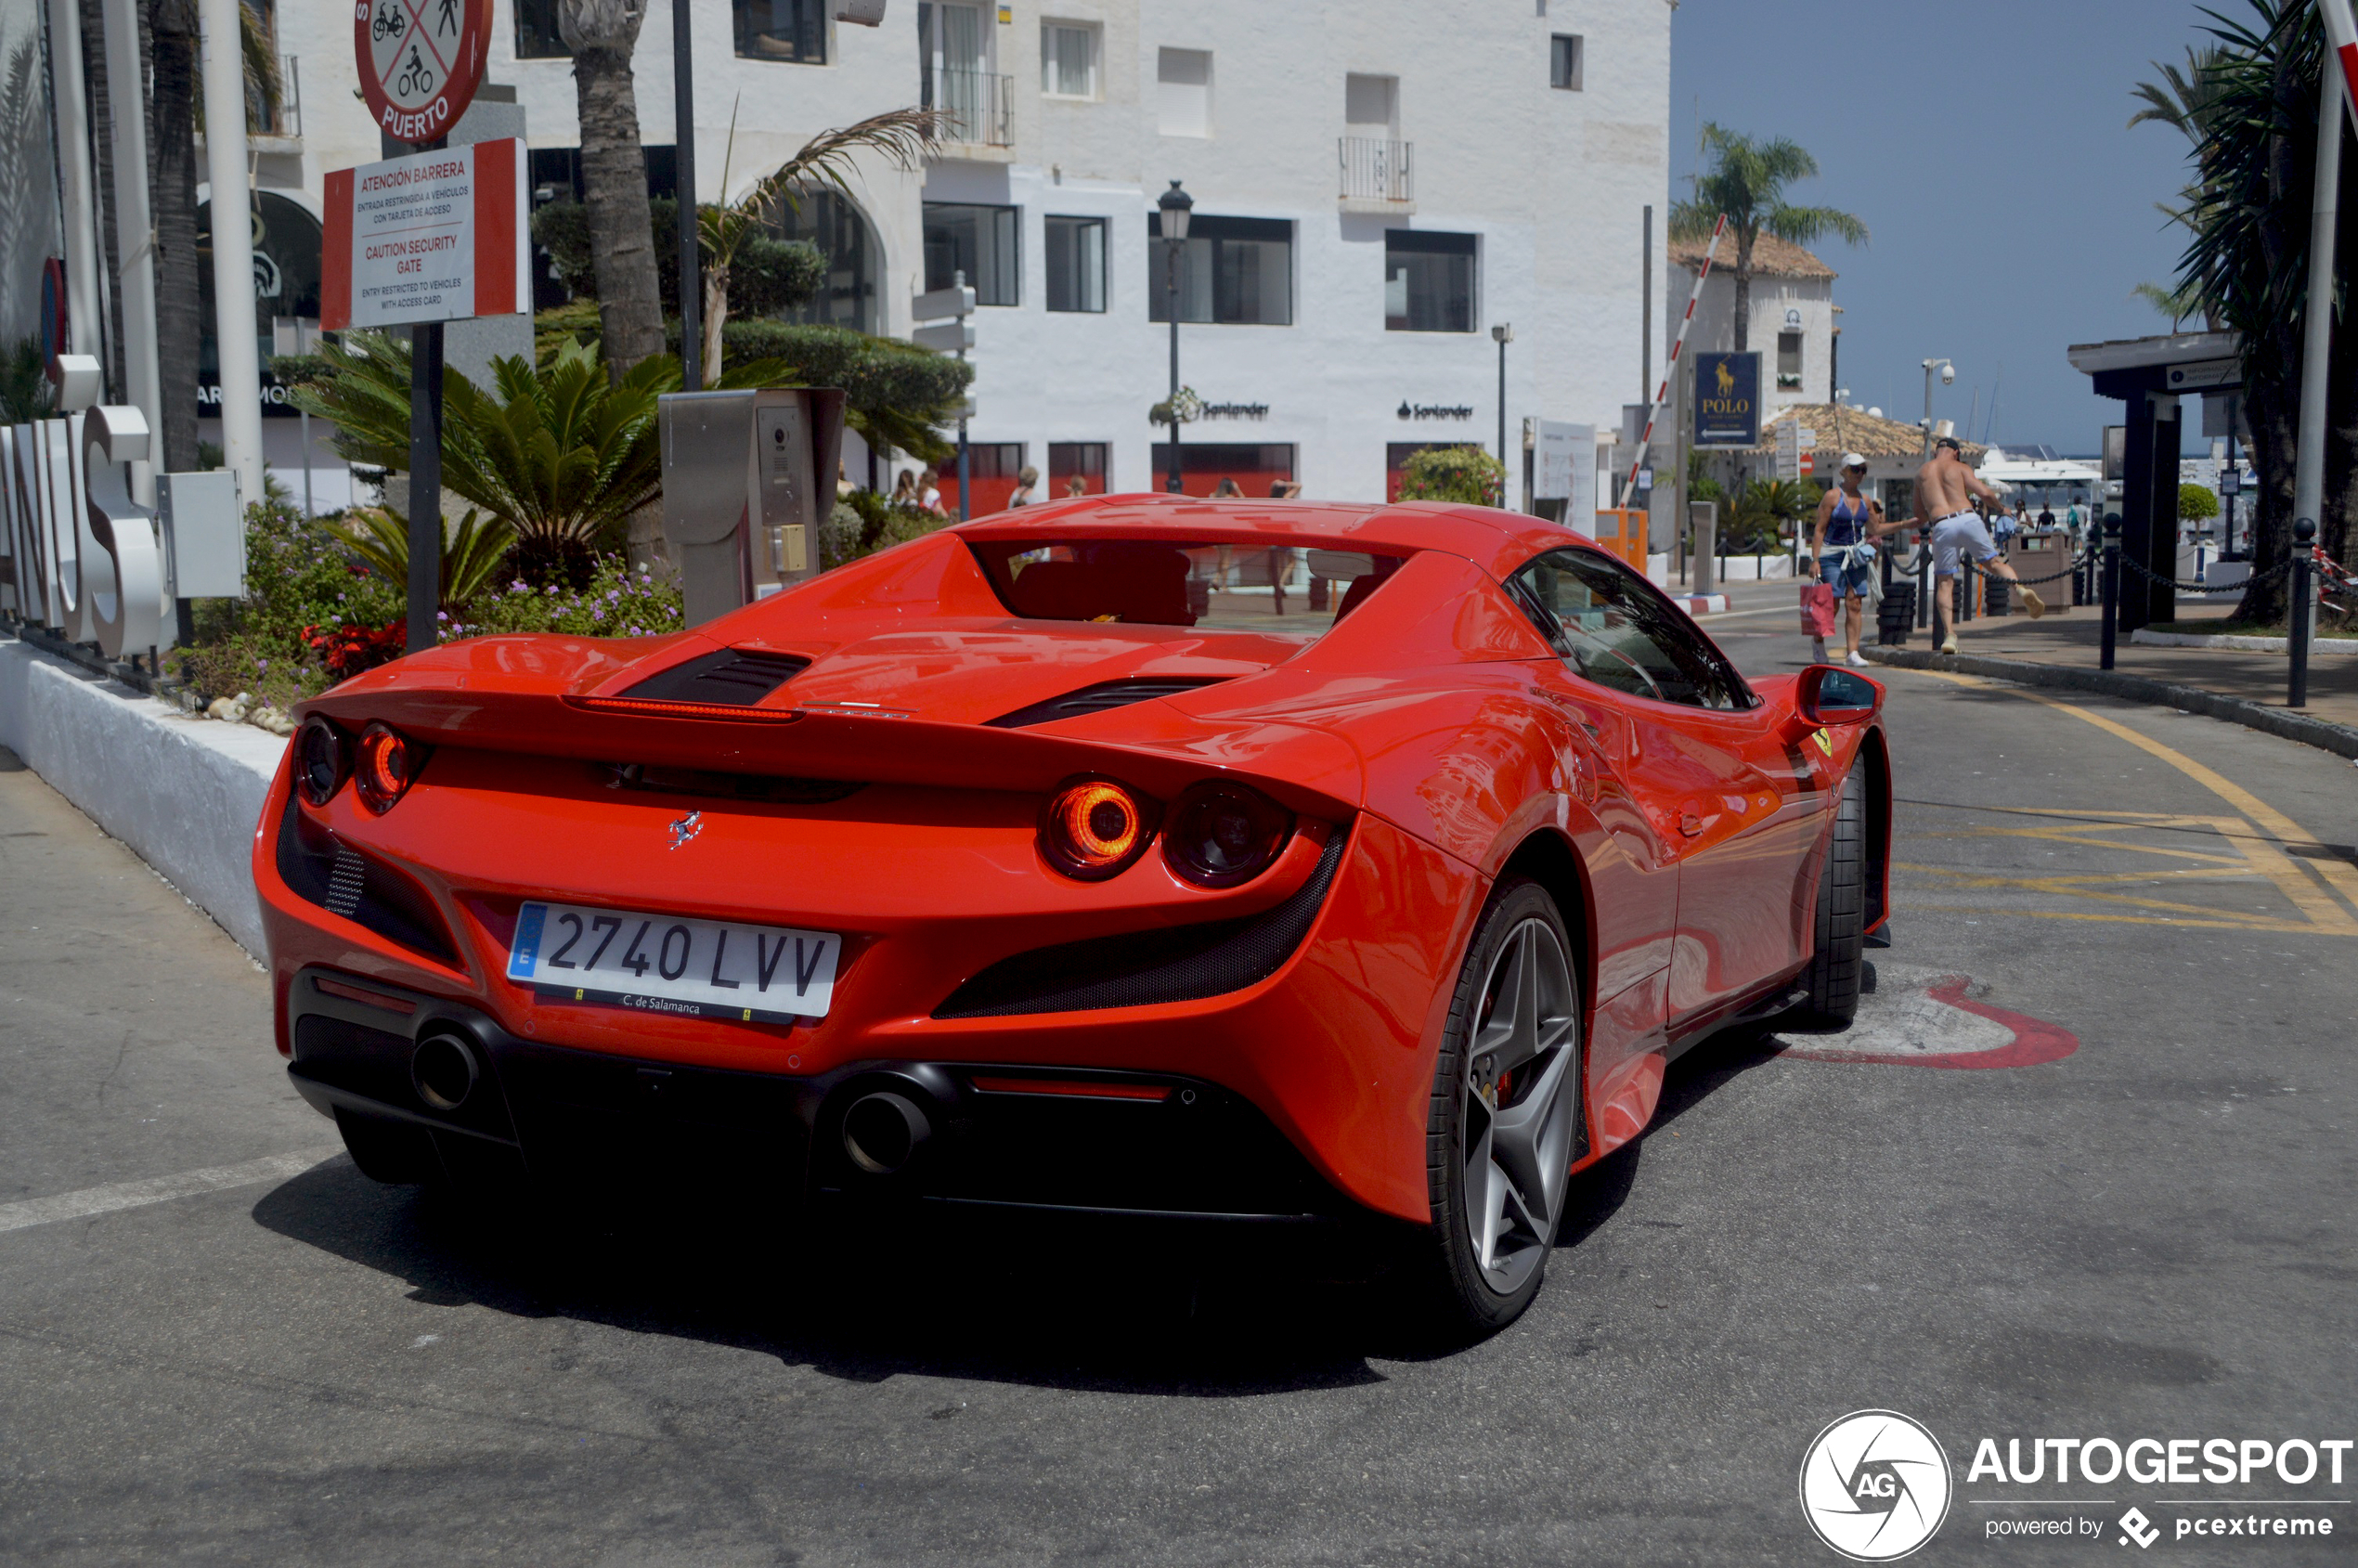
[1668,0,2226,455]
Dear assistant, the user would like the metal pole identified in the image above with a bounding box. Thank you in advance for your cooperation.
[407,318,443,653]
[2290,517,2315,707]
[1496,333,1508,475]
[1165,240,1182,493]
[674,0,700,390]
[100,0,160,506]
[300,406,313,517]
[1641,204,1652,408]
[953,268,968,521]
[45,0,103,381]
[1623,213,1723,499]
[198,0,264,502]
[2100,517,2120,671]
[2291,66,2342,567]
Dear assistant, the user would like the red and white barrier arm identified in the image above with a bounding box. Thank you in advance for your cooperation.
[2323,0,2358,118]
[1625,212,1729,499]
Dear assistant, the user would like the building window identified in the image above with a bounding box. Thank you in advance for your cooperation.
[1158,47,1211,137]
[1550,34,1583,91]
[735,0,827,63]
[1384,230,1476,332]
[1147,443,1295,498]
[1048,442,1108,496]
[1344,72,1397,135]
[513,0,569,58]
[1777,330,1805,389]
[924,202,1019,305]
[939,443,1027,517]
[1044,215,1106,312]
[1042,21,1096,97]
[1147,214,1291,326]
[769,188,879,333]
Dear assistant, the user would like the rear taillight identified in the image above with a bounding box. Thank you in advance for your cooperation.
[295,717,347,807]
[1162,781,1293,888]
[1040,777,1156,880]
[354,722,421,814]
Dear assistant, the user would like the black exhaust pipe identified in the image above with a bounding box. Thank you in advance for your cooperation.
[411,1030,480,1112]
[841,1091,932,1176]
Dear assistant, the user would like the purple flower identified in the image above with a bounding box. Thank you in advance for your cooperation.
[437,610,449,621]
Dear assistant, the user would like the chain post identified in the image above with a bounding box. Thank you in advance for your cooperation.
[2100,517,2121,671]
[2289,518,2316,709]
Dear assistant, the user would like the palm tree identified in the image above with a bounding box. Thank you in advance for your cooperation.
[2131,280,2204,330]
[1668,123,1867,354]
[695,104,940,385]
[557,0,667,379]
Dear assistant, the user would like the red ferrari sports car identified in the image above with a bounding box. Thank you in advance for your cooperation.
[260,494,1890,1332]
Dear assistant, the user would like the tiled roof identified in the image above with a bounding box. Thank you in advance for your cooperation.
[1729,404,1988,462]
[1669,230,1837,280]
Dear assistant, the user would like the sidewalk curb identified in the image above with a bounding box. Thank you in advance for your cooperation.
[0,634,281,957]
[1860,646,2358,761]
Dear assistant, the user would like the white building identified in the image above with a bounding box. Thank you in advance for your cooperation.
[1668,231,1840,413]
[191,0,1674,510]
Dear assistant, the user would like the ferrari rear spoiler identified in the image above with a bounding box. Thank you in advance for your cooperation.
[297,684,1365,821]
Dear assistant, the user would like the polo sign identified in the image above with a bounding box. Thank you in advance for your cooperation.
[356,0,491,144]
[320,138,528,330]
[1692,351,1761,448]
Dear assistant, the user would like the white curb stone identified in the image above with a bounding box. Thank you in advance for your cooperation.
[0,634,283,958]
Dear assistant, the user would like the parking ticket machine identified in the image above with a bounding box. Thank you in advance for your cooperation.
[659,387,846,628]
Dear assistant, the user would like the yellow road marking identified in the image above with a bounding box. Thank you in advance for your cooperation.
[1902,906,2328,933]
[1902,669,2358,928]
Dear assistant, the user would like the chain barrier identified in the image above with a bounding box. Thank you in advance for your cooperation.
[1960,552,2093,587]
[2112,554,2290,594]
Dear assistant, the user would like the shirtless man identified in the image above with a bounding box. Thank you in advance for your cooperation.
[1915,436,2043,654]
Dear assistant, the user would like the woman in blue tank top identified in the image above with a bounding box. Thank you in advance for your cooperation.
[1809,455,1888,666]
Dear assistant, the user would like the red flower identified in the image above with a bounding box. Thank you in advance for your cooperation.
[301,620,408,680]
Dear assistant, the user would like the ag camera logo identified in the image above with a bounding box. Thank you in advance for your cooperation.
[1800,1410,1954,1561]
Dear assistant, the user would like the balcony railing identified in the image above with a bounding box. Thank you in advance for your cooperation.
[923,68,1012,149]
[1339,136,1412,209]
[253,54,301,138]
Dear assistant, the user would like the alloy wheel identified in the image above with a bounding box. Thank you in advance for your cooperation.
[1459,915,1581,1296]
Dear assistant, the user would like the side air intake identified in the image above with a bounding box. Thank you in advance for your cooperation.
[622,648,810,706]
[984,677,1228,730]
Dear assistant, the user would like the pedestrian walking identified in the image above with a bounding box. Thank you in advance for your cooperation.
[1807,454,1892,667]
[1915,436,2043,654]
[1009,465,1041,507]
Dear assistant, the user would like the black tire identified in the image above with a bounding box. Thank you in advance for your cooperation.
[1410,878,1586,1340]
[1793,773,1866,1027]
[334,1107,440,1185]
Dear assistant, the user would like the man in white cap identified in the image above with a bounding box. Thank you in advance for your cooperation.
[1807,453,1894,666]
[1916,436,2043,653]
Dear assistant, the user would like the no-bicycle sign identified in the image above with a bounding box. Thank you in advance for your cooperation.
[356,0,491,144]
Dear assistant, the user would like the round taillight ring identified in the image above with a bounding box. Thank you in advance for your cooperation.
[1039,776,1158,881]
[295,716,349,808]
[1162,781,1294,888]
[354,721,421,814]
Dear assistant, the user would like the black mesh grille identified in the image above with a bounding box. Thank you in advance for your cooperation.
[983,678,1228,730]
[623,648,810,706]
[276,801,459,965]
[934,829,1348,1018]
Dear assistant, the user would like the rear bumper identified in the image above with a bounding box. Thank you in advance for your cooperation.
[290,965,1360,1224]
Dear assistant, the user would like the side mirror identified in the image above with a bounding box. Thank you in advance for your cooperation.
[1799,664,1881,726]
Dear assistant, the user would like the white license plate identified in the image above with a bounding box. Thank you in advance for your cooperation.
[507,901,841,1025]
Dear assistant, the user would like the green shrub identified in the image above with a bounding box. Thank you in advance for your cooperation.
[173,496,407,706]
[2178,482,2220,522]
[1395,446,1505,505]
[453,556,685,639]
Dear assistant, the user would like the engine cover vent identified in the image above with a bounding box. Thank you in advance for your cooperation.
[984,677,1228,730]
[623,648,810,706]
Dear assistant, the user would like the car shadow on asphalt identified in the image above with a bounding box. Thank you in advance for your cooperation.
[251,1159,1419,1393]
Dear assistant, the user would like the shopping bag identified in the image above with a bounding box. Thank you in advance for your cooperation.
[1799,582,1837,639]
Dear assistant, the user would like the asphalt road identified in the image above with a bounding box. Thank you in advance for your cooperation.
[3,614,2354,1566]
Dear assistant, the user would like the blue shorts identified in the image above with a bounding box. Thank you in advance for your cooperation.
[1820,551,1874,599]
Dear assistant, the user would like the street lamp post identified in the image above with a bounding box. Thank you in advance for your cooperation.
[1159,179,1193,495]
[1492,322,1513,504]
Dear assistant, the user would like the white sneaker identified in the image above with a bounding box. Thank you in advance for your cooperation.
[1846,650,1871,667]
[1939,634,1959,655]
[1811,639,1829,664]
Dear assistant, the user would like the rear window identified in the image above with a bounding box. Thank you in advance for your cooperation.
[966,538,1408,635]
